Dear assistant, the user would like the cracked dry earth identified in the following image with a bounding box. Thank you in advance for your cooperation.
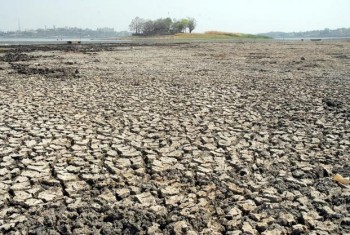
[0,41,350,235]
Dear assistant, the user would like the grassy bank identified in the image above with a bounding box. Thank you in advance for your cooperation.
[173,31,271,39]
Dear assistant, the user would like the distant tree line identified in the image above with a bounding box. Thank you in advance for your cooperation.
[0,27,130,38]
[260,27,350,38]
[129,17,197,35]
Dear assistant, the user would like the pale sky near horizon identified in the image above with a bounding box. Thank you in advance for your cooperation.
[0,0,349,34]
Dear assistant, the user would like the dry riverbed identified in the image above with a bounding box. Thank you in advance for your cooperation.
[0,41,350,234]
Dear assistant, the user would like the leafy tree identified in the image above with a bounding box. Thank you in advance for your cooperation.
[153,18,173,34]
[141,20,155,35]
[129,17,145,34]
[187,18,197,33]
[171,21,181,33]
[172,19,188,33]
[180,19,189,33]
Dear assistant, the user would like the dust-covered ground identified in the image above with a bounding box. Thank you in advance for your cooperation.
[0,41,350,235]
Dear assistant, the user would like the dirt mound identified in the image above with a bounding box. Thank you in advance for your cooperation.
[10,63,79,78]
[1,53,34,62]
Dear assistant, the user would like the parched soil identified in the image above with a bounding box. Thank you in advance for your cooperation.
[0,41,349,235]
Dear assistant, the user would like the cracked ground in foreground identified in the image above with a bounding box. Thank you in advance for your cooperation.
[0,41,350,234]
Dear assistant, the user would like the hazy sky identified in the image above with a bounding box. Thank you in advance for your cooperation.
[1,0,349,33]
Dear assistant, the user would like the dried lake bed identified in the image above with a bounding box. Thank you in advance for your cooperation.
[0,41,350,234]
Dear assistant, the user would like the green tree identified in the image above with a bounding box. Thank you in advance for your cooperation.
[187,18,197,33]
[180,19,189,33]
[153,18,173,34]
[141,20,155,35]
[172,18,189,33]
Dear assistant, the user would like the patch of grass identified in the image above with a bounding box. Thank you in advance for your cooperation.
[173,31,271,40]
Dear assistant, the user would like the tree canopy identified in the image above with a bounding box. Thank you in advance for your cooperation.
[129,17,197,35]
[187,18,197,33]
[129,17,145,35]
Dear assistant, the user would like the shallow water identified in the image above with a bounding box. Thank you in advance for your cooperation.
[0,37,131,45]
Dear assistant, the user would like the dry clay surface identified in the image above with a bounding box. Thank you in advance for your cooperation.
[0,41,350,234]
